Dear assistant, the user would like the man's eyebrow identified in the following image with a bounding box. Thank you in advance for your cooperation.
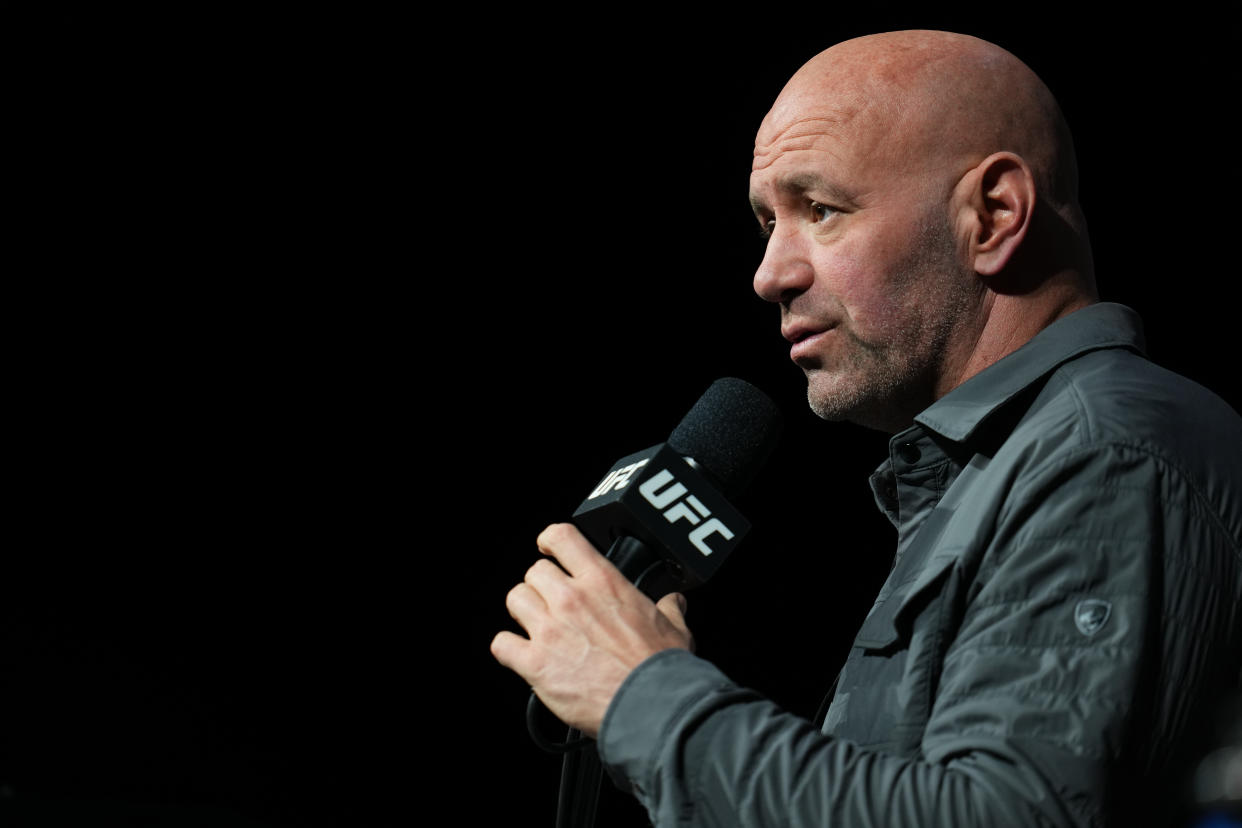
[750,172,856,215]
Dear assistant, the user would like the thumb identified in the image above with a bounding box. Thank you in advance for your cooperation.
[657,591,687,619]
[655,592,694,650]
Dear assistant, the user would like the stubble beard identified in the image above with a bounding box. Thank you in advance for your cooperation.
[805,214,976,433]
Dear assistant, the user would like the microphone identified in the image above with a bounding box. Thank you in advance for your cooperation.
[570,377,783,599]
[535,379,783,828]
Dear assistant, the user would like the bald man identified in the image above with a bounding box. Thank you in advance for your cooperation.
[493,31,1242,826]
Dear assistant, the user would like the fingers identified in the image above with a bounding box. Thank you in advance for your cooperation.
[497,546,587,673]
[489,629,527,675]
[503,580,544,629]
[524,557,570,596]
[536,523,615,579]
[491,526,697,734]
[507,555,575,627]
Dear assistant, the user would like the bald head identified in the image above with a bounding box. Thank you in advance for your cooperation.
[758,30,1080,212]
[750,31,1097,429]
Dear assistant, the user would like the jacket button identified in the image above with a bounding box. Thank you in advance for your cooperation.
[897,442,921,463]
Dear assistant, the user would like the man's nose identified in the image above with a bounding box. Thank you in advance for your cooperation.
[753,230,813,305]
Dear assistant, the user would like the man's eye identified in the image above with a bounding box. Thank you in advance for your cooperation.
[810,202,835,223]
[759,218,775,239]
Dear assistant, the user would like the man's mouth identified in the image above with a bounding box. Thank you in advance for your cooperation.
[783,321,835,362]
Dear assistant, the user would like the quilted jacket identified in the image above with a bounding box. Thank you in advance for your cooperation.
[599,303,1242,827]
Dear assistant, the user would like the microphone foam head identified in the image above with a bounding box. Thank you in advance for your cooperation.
[667,377,783,499]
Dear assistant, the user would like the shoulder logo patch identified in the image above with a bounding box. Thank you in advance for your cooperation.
[1074,599,1112,637]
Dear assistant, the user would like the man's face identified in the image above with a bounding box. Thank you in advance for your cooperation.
[748,90,979,433]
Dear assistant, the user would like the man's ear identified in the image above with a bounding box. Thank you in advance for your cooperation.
[955,152,1036,277]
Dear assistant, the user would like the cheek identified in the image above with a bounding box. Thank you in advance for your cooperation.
[810,239,915,337]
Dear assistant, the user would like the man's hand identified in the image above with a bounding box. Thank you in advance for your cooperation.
[490,523,694,737]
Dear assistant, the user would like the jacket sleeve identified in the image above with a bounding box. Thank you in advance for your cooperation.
[600,648,991,827]
[597,442,1239,827]
[600,648,1077,827]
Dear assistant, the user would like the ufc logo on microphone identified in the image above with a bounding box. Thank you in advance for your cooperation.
[637,469,736,556]
[587,459,650,499]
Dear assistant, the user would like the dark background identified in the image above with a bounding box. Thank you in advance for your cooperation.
[7,8,1238,827]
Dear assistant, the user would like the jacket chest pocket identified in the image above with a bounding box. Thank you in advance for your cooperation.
[828,511,961,756]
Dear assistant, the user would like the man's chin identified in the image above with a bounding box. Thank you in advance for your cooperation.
[806,382,858,424]
[805,377,914,434]
[804,369,856,418]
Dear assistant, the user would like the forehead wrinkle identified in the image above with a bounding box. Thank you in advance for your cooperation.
[752,133,845,171]
[752,136,850,175]
[753,94,872,172]
[759,113,854,145]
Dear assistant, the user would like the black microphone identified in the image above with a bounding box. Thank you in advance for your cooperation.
[570,377,783,599]
[535,379,783,828]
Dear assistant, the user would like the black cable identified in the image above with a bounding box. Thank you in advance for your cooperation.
[556,733,603,828]
[527,692,592,753]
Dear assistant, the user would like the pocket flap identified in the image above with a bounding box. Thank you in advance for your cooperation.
[854,553,956,649]
[853,509,958,651]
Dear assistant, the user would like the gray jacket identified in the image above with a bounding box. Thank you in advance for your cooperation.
[598,303,1242,827]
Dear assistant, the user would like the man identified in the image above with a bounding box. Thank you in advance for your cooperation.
[492,30,1242,826]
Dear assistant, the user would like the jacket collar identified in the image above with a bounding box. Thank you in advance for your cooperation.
[912,303,1147,444]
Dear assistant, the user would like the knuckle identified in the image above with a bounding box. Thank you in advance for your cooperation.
[526,558,558,581]
[579,564,619,595]
[538,522,573,547]
[505,583,526,611]
[548,583,582,613]
[519,644,544,673]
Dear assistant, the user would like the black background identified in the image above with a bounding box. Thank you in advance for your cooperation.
[7,8,1239,827]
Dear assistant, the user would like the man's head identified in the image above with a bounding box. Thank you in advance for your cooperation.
[749,30,1096,432]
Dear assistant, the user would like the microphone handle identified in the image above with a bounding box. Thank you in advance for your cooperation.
[546,534,662,828]
[605,534,672,600]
